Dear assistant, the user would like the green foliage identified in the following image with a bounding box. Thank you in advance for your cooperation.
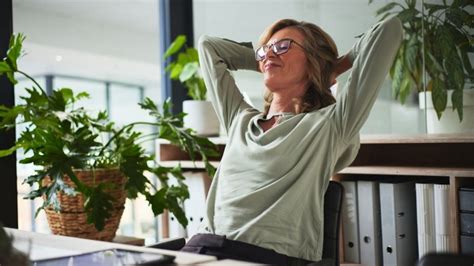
[0,34,218,231]
[370,0,473,121]
[164,35,207,100]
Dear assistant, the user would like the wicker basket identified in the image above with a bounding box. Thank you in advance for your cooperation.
[43,168,127,241]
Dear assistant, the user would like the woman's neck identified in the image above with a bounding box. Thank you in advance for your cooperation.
[268,93,303,115]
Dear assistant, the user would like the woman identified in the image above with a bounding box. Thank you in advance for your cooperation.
[181,16,402,264]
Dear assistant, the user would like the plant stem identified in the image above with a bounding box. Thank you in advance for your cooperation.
[17,70,47,95]
[97,121,160,157]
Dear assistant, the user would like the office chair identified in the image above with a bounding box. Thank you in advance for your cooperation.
[320,181,343,266]
[417,253,474,266]
[149,181,344,266]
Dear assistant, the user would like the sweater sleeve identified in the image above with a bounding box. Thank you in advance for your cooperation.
[332,17,403,142]
[198,36,258,133]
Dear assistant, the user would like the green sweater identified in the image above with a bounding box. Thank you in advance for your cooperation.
[197,17,402,261]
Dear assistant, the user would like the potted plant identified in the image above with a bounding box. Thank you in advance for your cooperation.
[164,35,220,136]
[0,34,218,241]
[370,0,473,133]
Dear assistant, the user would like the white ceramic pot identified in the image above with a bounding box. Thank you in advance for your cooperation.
[182,100,220,136]
[419,90,474,134]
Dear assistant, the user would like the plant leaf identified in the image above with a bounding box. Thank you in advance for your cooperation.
[424,3,446,16]
[375,2,401,17]
[170,63,183,80]
[0,145,18,157]
[451,89,463,121]
[397,8,419,22]
[0,61,11,73]
[431,78,447,120]
[6,71,17,85]
[84,183,114,231]
[391,54,404,100]
[399,75,412,104]
[185,48,199,62]
[404,34,418,73]
[437,26,456,59]
[6,33,26,71]
[179,62,199,83]
[164,35,186,59]
[177,53,189,66]
[147,189,167,215]
[444,53,465,91]
[446,8,469,28]
[426,52,443,72]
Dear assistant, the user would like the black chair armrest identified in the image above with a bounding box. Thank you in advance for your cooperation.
[148,238,186,251]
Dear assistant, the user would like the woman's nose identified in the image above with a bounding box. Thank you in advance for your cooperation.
[264,46,276,59]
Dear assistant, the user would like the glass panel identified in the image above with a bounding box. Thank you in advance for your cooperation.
[54,77,107,113]
[13,0,162,244]
[193,0,426,134]
[109,84,156,152]
[15,77,49,234]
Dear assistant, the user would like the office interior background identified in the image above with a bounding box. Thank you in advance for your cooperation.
[8,0,471,244]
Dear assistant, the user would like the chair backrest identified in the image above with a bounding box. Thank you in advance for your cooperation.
[321,181,344,266]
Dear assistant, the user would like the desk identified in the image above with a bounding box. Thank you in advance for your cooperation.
[6,228,215,265]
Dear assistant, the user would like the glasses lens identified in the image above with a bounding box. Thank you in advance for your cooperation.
[255,39,294,61]
[274,39,291,55]
[255,46,267,61]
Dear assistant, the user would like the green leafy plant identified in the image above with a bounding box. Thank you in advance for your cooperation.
[370,0,473,120]
[0,34,218,230]
[164,35,207,101]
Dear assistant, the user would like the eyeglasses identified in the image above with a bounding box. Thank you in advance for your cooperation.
[255,38,305,61]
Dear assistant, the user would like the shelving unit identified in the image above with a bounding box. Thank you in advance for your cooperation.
[157,134,474,262]
[333,134,474,263]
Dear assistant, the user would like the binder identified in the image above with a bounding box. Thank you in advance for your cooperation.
[379,181,418,266]
[459,187,474,212]
[434,184,450,252]
[341,181,360,263]
[415,183,436,258]
[460,213,474,235]
[357,181,382,266]
[461,234,474,255]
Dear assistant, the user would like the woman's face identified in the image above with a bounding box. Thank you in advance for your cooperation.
[259,27,308,95]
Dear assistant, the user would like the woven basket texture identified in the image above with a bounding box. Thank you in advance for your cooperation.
[43,168,127,241]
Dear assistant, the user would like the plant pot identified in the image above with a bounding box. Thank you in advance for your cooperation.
[43,168,127,241]
[419,90,474,134]
[183,100,220,136]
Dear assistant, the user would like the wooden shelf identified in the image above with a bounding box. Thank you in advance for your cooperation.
[360,133,474,144]
[156,136,228,145]
[339,166,474,177]
[159,160,219,169]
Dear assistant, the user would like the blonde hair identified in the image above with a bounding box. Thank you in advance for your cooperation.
[259,19,338,115]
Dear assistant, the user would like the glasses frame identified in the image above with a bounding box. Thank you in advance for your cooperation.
[255,38,305,61]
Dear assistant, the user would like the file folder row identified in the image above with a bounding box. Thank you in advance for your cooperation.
[341,180,451,266]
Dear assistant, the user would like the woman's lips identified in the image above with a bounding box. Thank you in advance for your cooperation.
[264,62,281,71]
